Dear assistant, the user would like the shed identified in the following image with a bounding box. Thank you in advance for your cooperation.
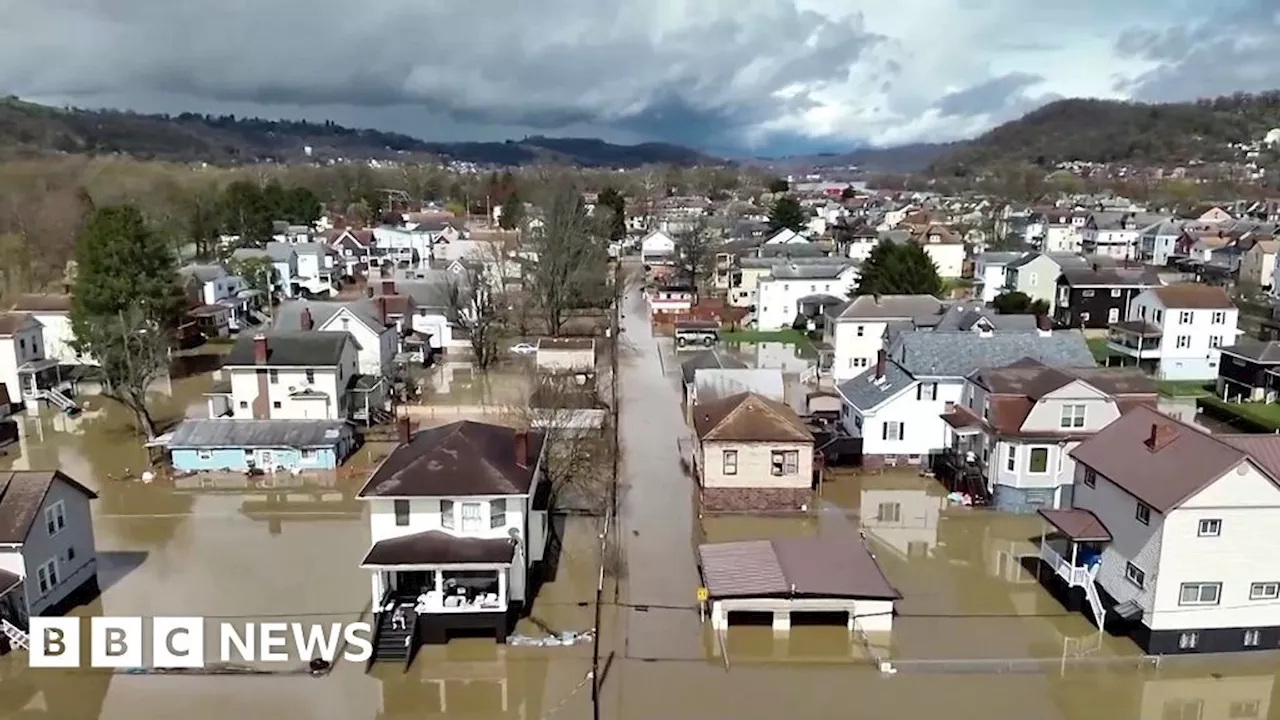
[535,337,596,375]
[164,419,357,472]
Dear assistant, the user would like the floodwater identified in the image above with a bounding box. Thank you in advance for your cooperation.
[2,277,1279,718]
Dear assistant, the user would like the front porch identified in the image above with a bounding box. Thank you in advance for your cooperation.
[1106,321,1162,368]
[17,359,79,414]
[1036,509,1114,630]
[937,408,990,505]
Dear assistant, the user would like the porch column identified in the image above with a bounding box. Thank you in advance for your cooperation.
[370,573,382,606]
[497,570,508,606]
[710,602,727,630]
[772,610,790,633]
[1070,542,1079,569]
[433,570,443,593]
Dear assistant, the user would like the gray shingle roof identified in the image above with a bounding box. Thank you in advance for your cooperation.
[168,419,352,449]
[1221,339,1280,364]
[178,264,226,283]
[273,299,384,333]
[932,304,1039,332]
[892,330,1096,378]
[768,263,855,280]
[829,294,944,321]
[837,361,915,411]
[224,331,351,367]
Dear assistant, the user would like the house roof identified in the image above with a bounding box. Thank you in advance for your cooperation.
[1059,266,1162,288]
[359,421,546,498]
[273,299,387,333]
[932,304,1040,333]
[0,471,98,544]
[698,536,900,600]
[0,568,18,597]
[1068,405,1271,513]
[679,350,749,385]
[1220,339,1280,364]
[768,263,854,280]
[167,419,352,449]
[891,329,1096,378]
[1038,509,1112,542]
[837,360,916,412]
[1149,284,1235,309]
[361,530,516,567]
[0,312,35,337]
[177,264,226,283]
[224,331,351,367]
[692,392,811,443]
[829,294,944,321]
[11,294,72,313]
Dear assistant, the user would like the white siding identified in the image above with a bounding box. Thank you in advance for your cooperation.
[699,440,812,489]
[827,320,890,382]
[1072,463,1163,618]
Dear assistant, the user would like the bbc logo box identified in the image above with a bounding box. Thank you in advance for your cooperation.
[29,617,208,669]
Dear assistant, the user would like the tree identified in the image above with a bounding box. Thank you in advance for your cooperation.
[855,242,944,297]
[991,291,1050,315]
[673,219,717,292]
[445,259,507,372]
[70,205,184,437]
[840,185,857,199]
[767,177,790,193]
[219,180,273,246]
[768,195,808,233]
[596,187,627,241]
[228,255,278,318]
[524,182,611,336]
[497,192,524,230]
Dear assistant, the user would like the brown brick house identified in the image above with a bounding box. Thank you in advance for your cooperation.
[692,392,816,512]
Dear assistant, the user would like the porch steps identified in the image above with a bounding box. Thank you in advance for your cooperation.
[370,606,412,664]
[1082,570,1106,632]
[35,389,79,415]
[2,619,29,650]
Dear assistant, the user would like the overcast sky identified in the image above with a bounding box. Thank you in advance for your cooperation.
[1,0,1276,156]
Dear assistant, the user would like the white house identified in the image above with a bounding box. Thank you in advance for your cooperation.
[231,244,297,299]
[764,228,806,245]
[1138,220,1186,266]
[909,224,966,279]
[939,360,1157,511]
[1043,405,1280,654]
[822,295,943,381]
[640,230,677,265]
[1041,211,1088,254]
[974,252,1025,303]
[1080,212,1151,259]
[291,243,339,297]
[207,331,362,421]
[9,294,86,367]
[372,226,435,267]
[273,299,398,378]
[1106,284,1240,381]
[0,313,77,413]
[754,262,858,331]
[836,328,1096,469]
[0,470,99,652]
[358,420,550,651]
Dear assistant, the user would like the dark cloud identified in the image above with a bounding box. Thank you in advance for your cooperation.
[933,72,1045,117]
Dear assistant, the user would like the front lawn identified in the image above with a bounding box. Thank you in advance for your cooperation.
[1155,381,1212,398]
[1198,396,1280,432]
[1086,338,1115,363]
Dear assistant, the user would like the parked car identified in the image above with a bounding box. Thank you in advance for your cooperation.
[509,343,537,355]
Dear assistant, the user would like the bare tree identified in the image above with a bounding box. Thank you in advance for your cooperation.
[78,308,172,438]
[445,255,508,372]
[673,218,718,295]
[523,181,611,336]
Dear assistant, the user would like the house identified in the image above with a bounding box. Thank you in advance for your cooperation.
[1138,219,1186,266]
[754,262,858,331]
[1242,239,1278,289]
[1079,212,1155,259]
[764,228,807,245]
[205,332,364,421]
[1039,211,1088,254]
[691,392,815,511]
[291,243,340,297]
[535,338,595,377]
[1215,339,1280,402]
[231,244,297,298]
[0,313,78,414]
[273,298,399,378]
[648,284,695,315]
[836,328,1096,469]
[1043,405,1280,654]
[974,252,1025,303]
[0,470,99,652]
[372,225,434,267]
[640,230,677,265]
[1106,284,1239,381]
[938,360,1156,511]
[822,295,944,382]
[164,418,357,473]
[1002,253,1065,311]
[9,294,84,366]
[908,224,965,278]
[327,228,377,277]
[1054,265,1162,330]
[358,420,551,651]
[177,263,258,333]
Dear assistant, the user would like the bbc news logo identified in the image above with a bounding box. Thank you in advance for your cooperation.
[28,617,374,668]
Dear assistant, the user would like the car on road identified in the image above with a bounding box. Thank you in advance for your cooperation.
[509,342,537,355]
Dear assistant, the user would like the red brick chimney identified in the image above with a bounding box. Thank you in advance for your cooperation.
[874,349,886,380]
[398,416,413,446]
[253,333,268,364]
[381,280,395,295]
[514,430,529,467]
[1145,422,1177,452]
[300,307,313,331]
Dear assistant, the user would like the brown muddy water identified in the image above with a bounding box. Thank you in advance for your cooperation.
[0,286,1275,718]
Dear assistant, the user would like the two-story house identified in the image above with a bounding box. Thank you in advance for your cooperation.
[231,244,296,298]
[274,297,399,379]
[9,294,85,367]
[206,332,360,421]
[291,243,339,297]
[1043,405,1280,654]
[0,470,99,653]
[327,229,376,278]
[178,263,256,333]
[0,313,78,414]
[908,224,965,278]
[691,392,815,512]
[822,294,944,381]
[1002,253,1065,312]
[975,252,1025,303]
[1054,265,1162,330]
[1039,211,1089,254]
[939,360,1156,511]
[836,326,1096,469]
[358,420,551,654]
[1079,212,1160,259]
[1107,284,1240,381]
[1216,339,1280,402]
[1137,219,1186,266]
[754,262,858,331]
[640,230,677,265]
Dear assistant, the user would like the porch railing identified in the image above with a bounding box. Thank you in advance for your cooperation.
[1039,542,1090,587]
[1,619,29,650]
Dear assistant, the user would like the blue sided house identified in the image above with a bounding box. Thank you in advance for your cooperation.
[164,418,357,472]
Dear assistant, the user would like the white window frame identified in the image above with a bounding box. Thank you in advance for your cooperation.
[1136,502,1151,525]
[36,558,58,594]
[1125,562,1145,588]
[1243,630,1261,648]
[197,449,214,461]
[1209,336,1222,348]
[1249,582,1280,600]
[722,450,738,475]
[45,501,66,536]
[460,502,483,532]
[1005,445,1016,472]
[876,502,900,523]
[1197,518,1221,537]
[393,499,410,527]
[490,499,507,529]
[1110,288,1121,298]
[882,422,904,441]
[1059,404,1086,429]
[1175,335,1191,349]
[1027,447,1050,474]
[440,500,455,529]
[770,450,799,476]
[1179,311,1193,324]
[1178,582,1221,606]
[1083,467,1096,488]
[1107,307,1119,323]
[1211,311,1226,324]
[1177,632,1199,650]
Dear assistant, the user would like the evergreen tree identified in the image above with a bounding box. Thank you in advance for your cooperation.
[498,192,524,230]
[597,187,627,241]
[855,241,944,297]
[767,195,808,233]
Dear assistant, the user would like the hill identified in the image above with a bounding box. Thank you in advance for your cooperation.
[756,143,956,173]
[929,92,1280,175]
[0,96,721,168]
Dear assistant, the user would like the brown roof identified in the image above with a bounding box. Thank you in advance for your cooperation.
[0,569,17,597]
[0,471,98,543]
[359,421,546,498]
[697,536,900,600]
[1069,405,1268,513]
[361,530,516,566]
[963,361,1157,438]
[0,312,34,337]
[11,294,72,313]
[1150,284,1234,309]
[1038,509,1111,541]
[692,392,813,443]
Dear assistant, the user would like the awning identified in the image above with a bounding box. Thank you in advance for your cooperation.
[941,409,984,436]
[1038,509,1112,542]
[361,531,516,567]
[0,569,20,597]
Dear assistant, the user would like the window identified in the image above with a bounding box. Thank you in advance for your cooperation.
[341,317,350,329]
[1028,447,1049,473]
[393,500,410,526]
[1242,630,1262,648]
[490,499,507,529]
[1249,582,1279,600]
[1177,632,1200,650]
[36,559,58,594]
[1197,518,1221,537]
[197,450,213,461]
[1083,467,1096,488]
[441,500,455,529]
[301,449,316,461]
[1060,404,1086,429]
[1179,311,1193,324]
[1153,309,1163,324]
[1176,335,1191,349]
[269,369,279,384]
[1179,583,1222,606]
[1136,502,1151,525]
[876,502,901,522]
[239,401,249,410]
[771,450,799,476]
[1125,563,1145,588]
[1005,445,1016,472]
[1209,335,1222,348]
[1028,273,1038,287]
[44,501,65,536]
[1211,311,1226,324]
[1110,289,1122,298]
[1230,700,1261,718]
[1080,312,1091,322]
[856,325,864,337]
[305,369,315,384]
[1164,698,1203,720]
[722,450,738,475]
[461,502,483,531]
[1107,307,1119,323]
[67,546,75,562]
[882,422,904,441]
[272,401,282,409]
[916,383,937,401]
[1082,289,1095,297]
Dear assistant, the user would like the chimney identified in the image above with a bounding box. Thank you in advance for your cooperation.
[398,416,412,446]
[366,286,374,298]
[381,280,395,296]
[514,430,529,467]
[1145,422,1177,452]
[253,333,268,364]
[874,349,886,380]
[375,296,388,324]
[300,307,313,331]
